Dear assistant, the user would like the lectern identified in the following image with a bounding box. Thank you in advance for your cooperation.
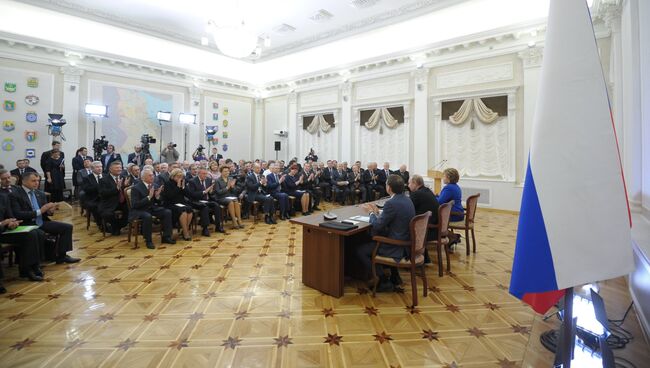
[427,169,444,195]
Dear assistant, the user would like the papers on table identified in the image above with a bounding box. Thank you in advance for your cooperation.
[2,225,39,234]
[349,215,370,223]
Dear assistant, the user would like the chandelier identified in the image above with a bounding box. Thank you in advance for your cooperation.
[205,20,265,59]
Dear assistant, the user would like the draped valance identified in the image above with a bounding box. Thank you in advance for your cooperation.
[302,113,335,135]
[359,106,405,130]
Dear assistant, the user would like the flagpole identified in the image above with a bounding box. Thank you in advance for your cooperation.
[560,287,574,367]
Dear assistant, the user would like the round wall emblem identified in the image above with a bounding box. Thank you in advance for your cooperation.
[25,95,40,105]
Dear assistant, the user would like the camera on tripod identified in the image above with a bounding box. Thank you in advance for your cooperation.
[141,134,157,156]
[93,135,109,160]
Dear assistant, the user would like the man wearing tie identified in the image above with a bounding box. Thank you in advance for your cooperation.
[187,168,225,236]
[98,161,129,235]
[81,161,104,229]
[127,145,147,167]
[319,160,334,201]
[72,147,91,199]
[101,145,123,172]
[332,163,350,205]
[0,169,20,195]
[266,163,291,220]
[382,162,392,179]
[129,168,175,249]
[10,159,37,186]
[9,172,80,264]
[245,163,276,224]
[76,158,93,206]
[364,162,386,199]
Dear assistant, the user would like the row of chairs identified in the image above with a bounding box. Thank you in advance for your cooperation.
[371,194,480,306]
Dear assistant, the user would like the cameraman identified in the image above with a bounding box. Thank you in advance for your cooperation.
[192,146,207,162]
[160,142,179,164]
[128,145,147,166]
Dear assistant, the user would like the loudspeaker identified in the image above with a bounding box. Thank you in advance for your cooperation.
[274,141,281,151]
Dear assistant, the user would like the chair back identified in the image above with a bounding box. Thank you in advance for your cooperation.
[465,194,480,224]
[438,202,453,238]
[410,211,432,260]
[124,186,133,210]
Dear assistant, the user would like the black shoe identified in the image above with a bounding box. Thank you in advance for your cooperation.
[202,228,210,237]
[312,206,321,211]
[268,215,277,224]
[0,284,6,294]
[32,265,44,277]
[390,272,403,286]
[217,225,226,233]
[146,241,155,249]
[162,237,176,245]
[264,215,271,224]
[20,270,43,282]
[56,255,81,264]
[376,280,394,293]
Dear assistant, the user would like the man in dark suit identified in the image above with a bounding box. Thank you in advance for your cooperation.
[396,165,410,192]
[155,163,170,186]
[245,163,275,224]
[319,161,334,201]
[364,162,387,199]
[186,168,225,236]
[72,147,91,199]
[101,145,123,172]
[300,162,321,211]
[127,145,147,167]
[185,164,198,182]
[98,161,129,235]
[129,168,175,249]
[332,163,350,205]
[266,163,290,220]
[9,171,80,264]
[356,174,415,292]
[408,174,439,264]
[10,159,37,186]
[81,161,104,229]
[41,141,64,174]
[382,162,393,179]
[0,189,45,283]
[76,158,93,203]
[0,169,20,196]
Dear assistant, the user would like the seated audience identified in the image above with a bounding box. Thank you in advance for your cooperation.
[299,162,321,211]
[10,171,80,264]
[332,163,350,205]
[408,174,439,263]
[350,164,368,203]
[283,164,311,216]
[186,168,225,235]
[129,168,175,249]
[396,164,410,191]
[214,166,245,229]
[81,161,104,229]
[356,175,415,292]
[98,161,129,235]
[246,163,276,224]
[437,168,464,222]
[266,163,291,220]
[11,159,37,186]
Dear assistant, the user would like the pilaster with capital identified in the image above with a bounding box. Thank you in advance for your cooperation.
[340,82,353,161]
[412,68,430,174]
[60,66,84,169]
[518,47,542,180]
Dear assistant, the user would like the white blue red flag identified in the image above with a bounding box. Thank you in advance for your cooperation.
[509,0,634,314]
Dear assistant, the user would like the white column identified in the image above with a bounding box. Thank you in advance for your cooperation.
[185,86,201,161]
[287,92,298,161]
[340,82,352,162]
[518,46,543,182]
[253,98,265,160]
[431,100,442,173]
[60,66,83,178]
[605,4,625,159]
[639,0,650,216]
[412,68,430,175]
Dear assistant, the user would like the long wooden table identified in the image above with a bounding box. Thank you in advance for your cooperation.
[290,205,375,298]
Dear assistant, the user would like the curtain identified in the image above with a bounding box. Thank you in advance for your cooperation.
[304,114,334,134]
[363,107,399,129]
[448,98,499,125]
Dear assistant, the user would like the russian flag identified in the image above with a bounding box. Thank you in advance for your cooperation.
[509,0,634,314]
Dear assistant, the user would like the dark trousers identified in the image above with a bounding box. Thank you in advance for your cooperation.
[306,189,320,208]
[355,242,402,280]
[353,185,368,203]
[333,186,350,205]
[366,183,386,199]
[0,229,44,270]
[85,201,102,228]
[318,182,331,200]
[40,220,73,256]
[101,205,128,233]
[271,192,290,215]
[131,207,172,242]
[247,193,274,215]
[192,201,222,229]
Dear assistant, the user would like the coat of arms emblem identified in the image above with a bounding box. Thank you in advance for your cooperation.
[3,100,15,111]
[27,78,39,88]
[24,130,38,142]
[26,112,38,122]
[4,82,16,93]
[25,95,40,105]
[2,121,15,131]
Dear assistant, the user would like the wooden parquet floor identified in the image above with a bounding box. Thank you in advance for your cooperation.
[0,204,647,367]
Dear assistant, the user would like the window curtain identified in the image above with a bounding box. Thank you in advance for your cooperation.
[304,114,335,135]
[448,98,499,125]
[363,107,399,129]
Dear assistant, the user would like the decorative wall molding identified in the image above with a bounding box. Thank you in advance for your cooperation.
[436,62,514,89]
[299,88,339,110]
[355,78,410,102]
[60,65,84,84]
[518,46,543,69]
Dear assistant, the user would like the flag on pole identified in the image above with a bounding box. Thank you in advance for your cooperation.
[509,0,634,314]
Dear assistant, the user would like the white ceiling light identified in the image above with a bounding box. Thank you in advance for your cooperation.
[200,36,209,46]
[211,24,258,58]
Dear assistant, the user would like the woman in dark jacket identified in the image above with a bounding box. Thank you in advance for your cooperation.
[214,165,244,229]
[161,168,194,241]
[282,164,311,216]
[45,150,65,202]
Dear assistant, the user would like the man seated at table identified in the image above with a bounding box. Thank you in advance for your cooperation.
[1,190,45,284]
[355,175,415,292]
[408,174,439,263]
[9,172,80,264]
[129,168,175,249]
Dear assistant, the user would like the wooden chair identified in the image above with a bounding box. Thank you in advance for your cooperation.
[449,194,480,255]
[371,211,432,306]
[427,202,453,277]
[124,187,163,249]
[0,243,16,268]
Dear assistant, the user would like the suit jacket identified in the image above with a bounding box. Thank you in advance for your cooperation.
[186,176,216,202]
[82,173,102,205]
[265,172,283,194]
[98,174,124,215]
[9,186,52,225]
[155,172,170,187]
[0,184,21,196]
[214,177,236,199]
[396,170,410,185]
[129,181,159,220]
[41,150,65,173]
[9,167,37,186]
[369,193,416,261]
[0,193,14,228]
[321,167,334,185]
[349,171,365,188]
[410,186,439,240]
[332,170,349,187]
[245,172,265,196]
[127,152,146,166]
[101,153,123,171]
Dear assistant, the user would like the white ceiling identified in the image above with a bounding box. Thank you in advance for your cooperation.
[17,0,469,61]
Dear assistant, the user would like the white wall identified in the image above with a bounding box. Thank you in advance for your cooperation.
[203,95,253,162]
[263,97,288,161]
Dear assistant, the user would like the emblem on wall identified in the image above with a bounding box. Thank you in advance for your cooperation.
[212,113,219,121]
[27,78,39,88]
[3,100,15,111]
[212,137,218,143]
[212,102,219,109]
[25,95,40,105]
[24,130,38,142]
[4,82,16,93]
[1,138,15,152]
[25,148,36,158]
[223,107,228,116]
[2,121,15,131]
[222,144,228,152]
[222,131,228,139]
[26,112,38,122]
[223,120,229,127]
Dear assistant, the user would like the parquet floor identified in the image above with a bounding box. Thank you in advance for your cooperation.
[0,204,647,367]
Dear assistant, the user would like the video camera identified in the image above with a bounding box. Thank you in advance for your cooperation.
[93,135,109,160]
[196,144,205,152]
[141,134,157,156]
